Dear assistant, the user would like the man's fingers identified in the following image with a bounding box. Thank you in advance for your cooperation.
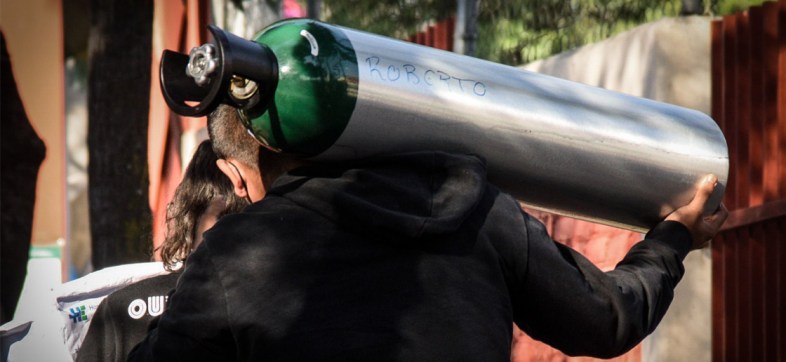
[705,203,729,230]
[689,174,717,209]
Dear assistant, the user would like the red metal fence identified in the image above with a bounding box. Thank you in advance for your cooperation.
[407,17,455,51]
[711,1,786,361]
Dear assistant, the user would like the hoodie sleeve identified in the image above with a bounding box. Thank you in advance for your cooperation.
[512,211,692,358]
[127,243,236,361]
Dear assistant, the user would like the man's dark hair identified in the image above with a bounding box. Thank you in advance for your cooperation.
[208,104,261,171]
[207,104,303,187]
[158,140,249,270]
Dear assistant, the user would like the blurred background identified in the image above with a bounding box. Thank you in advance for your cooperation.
[1,0,784,361]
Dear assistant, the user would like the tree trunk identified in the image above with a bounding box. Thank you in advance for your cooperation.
[87,0,154,269]
[0,32,47,323]
[681,0,703,15]
[454,0,479,56]
[307,0,322,19]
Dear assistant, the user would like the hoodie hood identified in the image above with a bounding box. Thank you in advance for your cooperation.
[267,152,487,238]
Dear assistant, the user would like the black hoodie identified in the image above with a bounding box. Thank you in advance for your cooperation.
[128,152,691,361]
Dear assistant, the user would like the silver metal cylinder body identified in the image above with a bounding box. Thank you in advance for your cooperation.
[317,27,728,232]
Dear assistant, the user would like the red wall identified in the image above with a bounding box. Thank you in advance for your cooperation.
[711,1,786,361]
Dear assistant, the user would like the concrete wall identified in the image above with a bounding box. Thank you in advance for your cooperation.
[521,16,714,362]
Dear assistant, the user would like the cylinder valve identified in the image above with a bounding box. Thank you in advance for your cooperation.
[186,44,218,87]
[159,25,278,117]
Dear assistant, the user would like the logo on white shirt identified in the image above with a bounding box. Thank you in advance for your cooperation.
[128,295,169,319]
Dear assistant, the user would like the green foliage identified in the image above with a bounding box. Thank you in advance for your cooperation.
[322,0,454,38]
[715,0,768,14]
[476,0,682,65]
[319,0,770,65]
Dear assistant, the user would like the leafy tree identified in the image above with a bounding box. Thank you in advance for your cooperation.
[322,0,454,38]
[476,0,683,64]
[320,0,768,65]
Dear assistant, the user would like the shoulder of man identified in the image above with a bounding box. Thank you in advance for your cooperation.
[202,196,305,246]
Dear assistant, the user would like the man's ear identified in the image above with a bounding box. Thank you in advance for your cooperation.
[216,159,249,199]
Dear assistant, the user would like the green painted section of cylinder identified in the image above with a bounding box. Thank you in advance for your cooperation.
[243,19,359,156]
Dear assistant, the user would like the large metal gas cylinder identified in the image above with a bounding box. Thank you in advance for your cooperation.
[160,19,728,232]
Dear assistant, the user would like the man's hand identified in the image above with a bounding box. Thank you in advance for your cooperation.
[665,174,729,250]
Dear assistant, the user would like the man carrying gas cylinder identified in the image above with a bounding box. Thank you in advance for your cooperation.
[129,21,728,361]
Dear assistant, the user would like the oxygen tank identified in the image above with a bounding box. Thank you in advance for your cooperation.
[160,19,728,232]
